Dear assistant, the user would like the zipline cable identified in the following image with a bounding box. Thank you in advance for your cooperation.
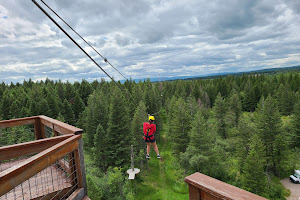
[40,0,128,81]
[32,0,151,115]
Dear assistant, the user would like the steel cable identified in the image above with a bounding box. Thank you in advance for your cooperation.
[32,0,149,115]
[40,0,128,81]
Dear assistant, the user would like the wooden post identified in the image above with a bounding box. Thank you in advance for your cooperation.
[188,184,201,200]
[34,118,45,139]
[53,124,59,137]
[74,149,83,188]
[78,137,87,195]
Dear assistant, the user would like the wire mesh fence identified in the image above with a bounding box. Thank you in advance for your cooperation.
[45,126,54,138]
[0,125,35,147]
[0,123,65,147]
[0,152,78,200]
[44,125,63,138]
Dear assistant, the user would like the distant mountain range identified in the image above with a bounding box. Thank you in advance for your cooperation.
[124,65,300,83]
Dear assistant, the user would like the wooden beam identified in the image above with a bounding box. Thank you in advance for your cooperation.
[66,188,85,200]
[39,115,83,135]
[0,135,81,197]
[0,116,37,128]
[0,134,74,161]
[185,172,268,200]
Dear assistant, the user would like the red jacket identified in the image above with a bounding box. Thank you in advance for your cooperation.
[143,122,156,141]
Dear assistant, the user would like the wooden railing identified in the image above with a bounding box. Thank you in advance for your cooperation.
[185,172,268,200]
[0,116,87,200]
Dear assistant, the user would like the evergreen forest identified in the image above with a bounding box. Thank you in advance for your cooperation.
[0,71,300,199]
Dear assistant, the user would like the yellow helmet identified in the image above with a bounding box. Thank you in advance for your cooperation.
[149,116,155,121]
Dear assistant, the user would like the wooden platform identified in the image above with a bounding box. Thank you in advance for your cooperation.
[0,158,72,200]
[0,116,88,200]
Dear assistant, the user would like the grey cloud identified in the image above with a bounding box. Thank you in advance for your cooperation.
[284,0,300,14]
[115,34,131,46]
[0,0,300,83]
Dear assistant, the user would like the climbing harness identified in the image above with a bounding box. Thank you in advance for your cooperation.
[144,128,154,142]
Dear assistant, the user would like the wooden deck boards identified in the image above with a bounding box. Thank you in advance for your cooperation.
[0,158,72,200]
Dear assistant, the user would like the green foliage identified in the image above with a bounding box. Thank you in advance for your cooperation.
[62,98,75,125]
[86,167,132,200]
[106,87,131,167]
[84,90,108,148]
[169,97,191,155]
[1,71,300,200]
[276,84,295,115]
[255,95,284,175]
[0,89,11,119]
[291,99,300,147]
[241,134,268,197]
[131,101,148,155]
[93,124,108,170]
[236,113,255,170]
[213,93,227,138]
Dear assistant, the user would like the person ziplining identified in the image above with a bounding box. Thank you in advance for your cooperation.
[143,116,161,159]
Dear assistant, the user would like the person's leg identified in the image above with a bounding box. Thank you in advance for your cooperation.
[152,142,160,155]
[147,142,151,155]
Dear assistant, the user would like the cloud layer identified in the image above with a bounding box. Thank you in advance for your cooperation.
[0,0,299,83]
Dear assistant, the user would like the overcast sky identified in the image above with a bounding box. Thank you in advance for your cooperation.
[0,0,300,83]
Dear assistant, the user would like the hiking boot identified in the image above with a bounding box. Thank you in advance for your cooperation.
[146,154,150,159]
[157,154,161,159]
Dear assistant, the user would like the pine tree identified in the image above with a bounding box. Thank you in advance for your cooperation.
[236,113,255,171]
[186,94,199,117]
[65,81,75,102]
[10,100,21,118]
[213,93,227,139]
[38,98,52,117]
[181,111,211,172]
[94,123,109,170]
[56,112,65,122]
[241,134,268,197]
[45,87,59,118]
[131,101,148,155]
[56,81,65,101]
[256,95,282,175]
[106,87,131,167]
[79,79,93,105]
[276,84,295,115]
[72,92,85,120]
[273,133,293,177]
[291,99,300,148]
[0,89,11,119]
[62,98,75,125]
[227,91,242,124]
[169,97,191,155]
[85,90,108,148]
